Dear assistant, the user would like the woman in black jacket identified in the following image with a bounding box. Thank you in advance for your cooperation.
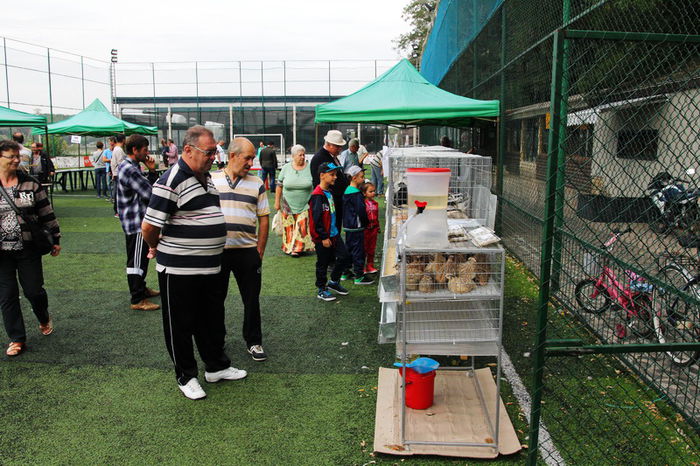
[0,140,61,356]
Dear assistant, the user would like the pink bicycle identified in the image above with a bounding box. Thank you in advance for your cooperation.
[575,228,654,339]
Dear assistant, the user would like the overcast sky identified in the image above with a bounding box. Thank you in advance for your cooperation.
[6,0,409,62]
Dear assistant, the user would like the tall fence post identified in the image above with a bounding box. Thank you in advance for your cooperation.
[495,6,506,236]
[151,62,157,128]
[80,56,85,109]
[527,29,565,466]
[3,38,9,107]
[47,48,53,122]
[195,61,200,125]
[550,0,571,292]
[260,61,265,134]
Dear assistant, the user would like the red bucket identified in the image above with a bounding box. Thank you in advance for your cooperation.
[399,367,436,410]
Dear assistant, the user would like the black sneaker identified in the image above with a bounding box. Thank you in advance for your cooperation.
[247,345,268,361]
[340,270,355,281]
[327,280,349,295]
[317,287,336,301]
[354,275,375,285]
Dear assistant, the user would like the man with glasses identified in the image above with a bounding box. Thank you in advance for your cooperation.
[116,135,160,311]
[142,126,245,400]
[211,137,269,362]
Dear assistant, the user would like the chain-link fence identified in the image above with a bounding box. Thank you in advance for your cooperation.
[421,0,700,463]
[113,59,397,154]
[0,36,398,157]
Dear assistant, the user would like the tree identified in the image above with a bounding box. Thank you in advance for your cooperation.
[394,0,437,68]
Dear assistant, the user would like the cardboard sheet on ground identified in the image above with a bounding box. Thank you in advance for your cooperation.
[374,368,521,459]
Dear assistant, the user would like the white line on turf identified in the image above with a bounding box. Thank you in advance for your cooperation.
[501,350,566,466]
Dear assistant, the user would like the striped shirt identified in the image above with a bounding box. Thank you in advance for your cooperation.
[143,158,226,275]
[211,171,270,249]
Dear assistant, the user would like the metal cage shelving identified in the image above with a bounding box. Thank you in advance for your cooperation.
[377,147,505,452]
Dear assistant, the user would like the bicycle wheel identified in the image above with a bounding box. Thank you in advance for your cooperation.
[653,265,700,367]
[575,278,611,314]
[628,293,654,338]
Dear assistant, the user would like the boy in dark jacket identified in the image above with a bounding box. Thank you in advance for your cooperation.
[343,166,373,285]
[309,162,352,301]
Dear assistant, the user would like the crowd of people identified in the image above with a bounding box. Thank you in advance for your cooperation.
[0,126,384,400]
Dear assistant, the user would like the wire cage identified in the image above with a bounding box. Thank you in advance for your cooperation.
[384,146,493,239]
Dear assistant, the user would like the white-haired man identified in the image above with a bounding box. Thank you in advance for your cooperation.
[310,130,348,233]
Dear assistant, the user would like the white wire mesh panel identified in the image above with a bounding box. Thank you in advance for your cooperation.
[399,299,501,344]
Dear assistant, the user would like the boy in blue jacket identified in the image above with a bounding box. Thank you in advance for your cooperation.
[309,162,352,301]
[343,165,374,285]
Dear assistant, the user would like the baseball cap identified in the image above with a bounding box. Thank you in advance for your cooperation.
[345,165,363,177]
[318,162,341,175]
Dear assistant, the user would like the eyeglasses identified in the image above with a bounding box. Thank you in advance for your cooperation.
[0,154,20,160]
[188,144,217,158]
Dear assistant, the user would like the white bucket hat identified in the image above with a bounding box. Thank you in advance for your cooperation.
[323,130,346,146]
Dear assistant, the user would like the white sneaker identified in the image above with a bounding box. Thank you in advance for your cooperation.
[178,378,206,400]
[204,366,248,383]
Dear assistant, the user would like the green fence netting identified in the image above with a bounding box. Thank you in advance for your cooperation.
[421,0,700,463]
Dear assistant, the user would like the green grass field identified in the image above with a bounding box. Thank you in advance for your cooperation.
[1,192,697,465]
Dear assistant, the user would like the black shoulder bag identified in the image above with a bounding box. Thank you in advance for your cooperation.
[0,183,54,255]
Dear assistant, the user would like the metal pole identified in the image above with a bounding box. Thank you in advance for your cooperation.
[195,61,200,124]
[238,61,244,133]
[292,104,297,147]
[550,0,571,292]
[328,60,331,97]
[283,60,288,152]
[495,6,506,236]
[167,105,172,140]
[47,48,54,122]
[3,38,9,107]
[260,61,265,134]
[151,62,157,122]
[527,29,565,466]
[374,59,377,78]
[80,56,86,109]
[472,0,478,90]
[229,104,233,142]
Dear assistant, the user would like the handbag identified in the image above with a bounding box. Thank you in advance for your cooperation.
[0,183,54,255]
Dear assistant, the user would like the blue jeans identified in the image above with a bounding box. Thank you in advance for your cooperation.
[261,167,276,192]
[371,165,384,194]
[95,168,107,197]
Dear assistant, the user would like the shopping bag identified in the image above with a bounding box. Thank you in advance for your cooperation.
[272,211,283,236]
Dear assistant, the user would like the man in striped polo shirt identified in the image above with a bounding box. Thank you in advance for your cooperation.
[211,137,270,362]
[141,126,246,400]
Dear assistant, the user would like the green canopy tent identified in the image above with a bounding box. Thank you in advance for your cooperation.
[0,105,49,171]
[0,105,48,128]
[32,99,157,136]
[314,59,499,127]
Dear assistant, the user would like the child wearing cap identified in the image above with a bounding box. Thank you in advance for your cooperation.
[361,182,380,274]
[342,166,374,285]
[309,162,352,301]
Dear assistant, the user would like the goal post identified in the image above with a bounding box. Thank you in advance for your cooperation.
[233,133,286,167]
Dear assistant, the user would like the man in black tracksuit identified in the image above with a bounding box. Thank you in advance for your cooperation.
[310,130,348,233]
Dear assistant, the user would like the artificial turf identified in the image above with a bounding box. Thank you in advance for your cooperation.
[1,192,697,464]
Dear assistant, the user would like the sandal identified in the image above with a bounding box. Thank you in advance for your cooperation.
[39,318,53,336]
[6,342,26,357]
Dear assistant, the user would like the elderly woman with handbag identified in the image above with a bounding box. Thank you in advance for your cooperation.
[0,140,61,357]
[274,144,315,256]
